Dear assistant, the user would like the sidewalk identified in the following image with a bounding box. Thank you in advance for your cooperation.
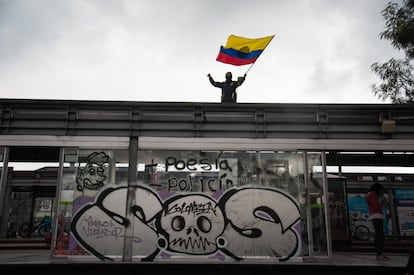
[0,249,409,275]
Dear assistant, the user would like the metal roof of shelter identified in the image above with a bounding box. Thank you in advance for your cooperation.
[0,99,413,139]
[1,99,414,167]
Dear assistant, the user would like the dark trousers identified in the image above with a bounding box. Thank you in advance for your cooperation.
[372,218,385,256]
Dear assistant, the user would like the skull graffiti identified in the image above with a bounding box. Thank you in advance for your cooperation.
[159,194,225,255]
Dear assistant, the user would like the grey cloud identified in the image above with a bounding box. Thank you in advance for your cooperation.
[0,0,402,103]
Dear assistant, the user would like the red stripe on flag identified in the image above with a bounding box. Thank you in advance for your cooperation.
[216,52,257,66]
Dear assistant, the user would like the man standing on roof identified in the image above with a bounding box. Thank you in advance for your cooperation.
[207,72,246,103]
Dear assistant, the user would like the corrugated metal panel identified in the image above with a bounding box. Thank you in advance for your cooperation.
[0,99,414,139]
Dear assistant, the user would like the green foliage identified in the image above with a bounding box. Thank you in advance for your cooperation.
[372,0,414,103]
[371,58,414,103]
[380,0,414,58]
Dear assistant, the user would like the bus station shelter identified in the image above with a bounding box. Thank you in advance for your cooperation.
[0,99,412,273]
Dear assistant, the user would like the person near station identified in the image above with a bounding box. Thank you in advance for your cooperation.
[207,72,246,103]
[366,182,389,261]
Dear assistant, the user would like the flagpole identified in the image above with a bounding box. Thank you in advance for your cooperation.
[244,62,256,75]
[243,35,274,76]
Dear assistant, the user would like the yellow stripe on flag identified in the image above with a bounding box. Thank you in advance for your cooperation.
[224,35,275,52]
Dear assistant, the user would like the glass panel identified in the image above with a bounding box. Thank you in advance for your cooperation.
[347,189,392,242]
[306,152,328,257]
[55,149,129,260]
[133,150,305,261]
[8,192,33,238]
[347,192,375,241]
[327,176,348,251]
[6,158,59,240]
[0,147,6,238]
[394,189,414,236]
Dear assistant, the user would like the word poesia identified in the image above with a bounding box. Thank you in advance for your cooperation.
[165,157,233,172]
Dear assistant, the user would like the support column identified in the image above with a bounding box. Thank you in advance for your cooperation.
[0,147,9,238]
[321,151,332,257]
[304,152,314,258]
[123,136,138,262]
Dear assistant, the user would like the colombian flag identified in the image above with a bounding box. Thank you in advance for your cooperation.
[216,35,275,66]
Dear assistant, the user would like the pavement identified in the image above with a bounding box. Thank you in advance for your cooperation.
[0,249,410,275]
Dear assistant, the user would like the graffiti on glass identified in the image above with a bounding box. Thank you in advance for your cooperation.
[76,152,109,191]
[150,156,237,192]
[71,185,301,262]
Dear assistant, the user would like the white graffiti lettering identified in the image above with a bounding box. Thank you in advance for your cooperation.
[71,185,301,261]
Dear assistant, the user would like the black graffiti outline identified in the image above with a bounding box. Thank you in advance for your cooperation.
[165,156,233,172]
[76,152,109,191]
[71,185,301,262]
[217,187,301,261]
[71,185,163,261]
[155,193,224,256]
[166,174,233,192]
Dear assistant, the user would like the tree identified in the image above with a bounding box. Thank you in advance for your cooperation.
[371,0,414,103]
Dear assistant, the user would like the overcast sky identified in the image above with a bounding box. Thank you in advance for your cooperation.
[0,0,405,104]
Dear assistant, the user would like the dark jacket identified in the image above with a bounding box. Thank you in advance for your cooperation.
[209,75,245,103]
